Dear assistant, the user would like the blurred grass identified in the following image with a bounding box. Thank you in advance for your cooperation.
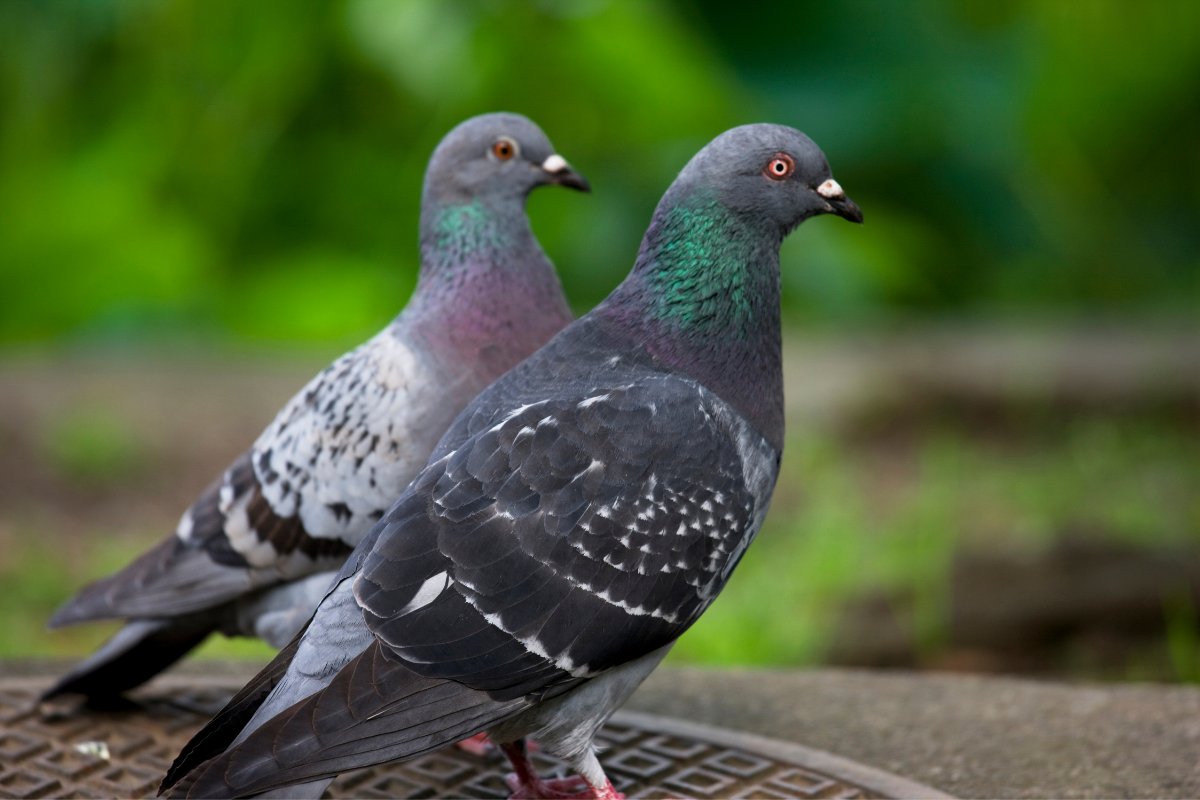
[8,404,1194,678]
[1164,590,1200,684]
[42,408,149,487]
[670,414,1200,676]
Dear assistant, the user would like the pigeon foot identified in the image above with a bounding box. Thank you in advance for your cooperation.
[501,741,622,800]
[504,772,624,800]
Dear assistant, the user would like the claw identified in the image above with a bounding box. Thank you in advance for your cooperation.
[500,741,623,800]
[505,772,623,800]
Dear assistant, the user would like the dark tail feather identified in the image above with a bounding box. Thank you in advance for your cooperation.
[163,641,526,798]
[160,637,300,793]
[41,617,215,703]
[47,536,188,628]
[48,534,258,627]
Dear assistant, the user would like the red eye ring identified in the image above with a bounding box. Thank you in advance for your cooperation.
[763,153,795,181]
[491,137,518,161]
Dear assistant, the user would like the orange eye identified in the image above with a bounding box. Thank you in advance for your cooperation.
[763,153,795,181]
[491,137,518,161]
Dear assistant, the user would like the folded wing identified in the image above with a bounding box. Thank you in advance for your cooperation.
[165,373,776,797]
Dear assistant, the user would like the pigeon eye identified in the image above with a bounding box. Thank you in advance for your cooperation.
[491,137,518,161]
[763,154,795,181]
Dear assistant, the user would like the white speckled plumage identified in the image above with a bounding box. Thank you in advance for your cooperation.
[236,330,438,550]
[43,113,585,702]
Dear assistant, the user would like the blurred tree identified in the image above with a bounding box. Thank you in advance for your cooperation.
[0,0,1196,347]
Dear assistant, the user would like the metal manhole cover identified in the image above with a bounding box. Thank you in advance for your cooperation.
[0,676,951,799]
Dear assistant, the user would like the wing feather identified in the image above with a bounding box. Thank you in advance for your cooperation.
[165,366,779,797]
[357,374,774,683]
[166,641,527,799]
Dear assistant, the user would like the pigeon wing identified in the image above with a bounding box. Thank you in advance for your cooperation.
[359,374,778,688]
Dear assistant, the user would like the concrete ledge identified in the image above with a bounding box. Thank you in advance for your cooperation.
[1,671,951,799]
[627,668,1200,799]
[6,661,1198,798]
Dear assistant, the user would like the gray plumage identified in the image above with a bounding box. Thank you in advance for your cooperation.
[44,112,587,701]
[162,124,862,799]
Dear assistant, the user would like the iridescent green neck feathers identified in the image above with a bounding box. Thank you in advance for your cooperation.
[641,195,778,339]
[422,200,514,271]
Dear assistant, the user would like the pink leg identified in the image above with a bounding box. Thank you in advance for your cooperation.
[456,732,495,756]
[501,741,623,800]
[457,733,541,757]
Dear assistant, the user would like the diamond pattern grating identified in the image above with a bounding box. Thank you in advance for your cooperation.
[0,676,950,799]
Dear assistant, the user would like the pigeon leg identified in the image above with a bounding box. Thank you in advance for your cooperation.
[456,732,495,756]
[458,733,541,757]
[501,741,623,800]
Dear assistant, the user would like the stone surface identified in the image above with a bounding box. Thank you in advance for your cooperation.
[627,668,1200,799]
[6,662,1199,797]
[0,674,948,799]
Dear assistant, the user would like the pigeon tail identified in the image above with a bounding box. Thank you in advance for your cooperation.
[162,641,526,798]
[41,617,215,702]
[48,535,259,628]
[160,638,300,793]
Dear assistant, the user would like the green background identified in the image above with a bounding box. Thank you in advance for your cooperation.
[1,0,1196,681]
[2,0,1197,347]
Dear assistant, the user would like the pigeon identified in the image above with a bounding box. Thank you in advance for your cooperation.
[160,123,862,800]
[43,112,588,702]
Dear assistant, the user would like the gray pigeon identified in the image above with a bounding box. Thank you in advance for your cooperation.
[44,112,588,702]
[161,124,861,800]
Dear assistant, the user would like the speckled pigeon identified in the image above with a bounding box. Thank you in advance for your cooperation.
[43,112,588,702]
[159,124,862,800]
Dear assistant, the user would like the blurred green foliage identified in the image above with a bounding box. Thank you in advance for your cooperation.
[674,414,1200,678]
[43,406,148,485]
[0,0,1196,347]
[1165,590,1200,683]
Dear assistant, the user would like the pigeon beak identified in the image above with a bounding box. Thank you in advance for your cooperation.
[541,154,591,192]
[816,178,863,224]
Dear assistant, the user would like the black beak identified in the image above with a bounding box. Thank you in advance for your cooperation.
[826,195,863,224]
[815,178,863,224]
[541,154,591,193]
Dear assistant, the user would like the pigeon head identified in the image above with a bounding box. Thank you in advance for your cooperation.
[416,112,587,300]
[624,124,862,329]
[424,112,589,205]
[602,124,861,449]
[667,123,862,234]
